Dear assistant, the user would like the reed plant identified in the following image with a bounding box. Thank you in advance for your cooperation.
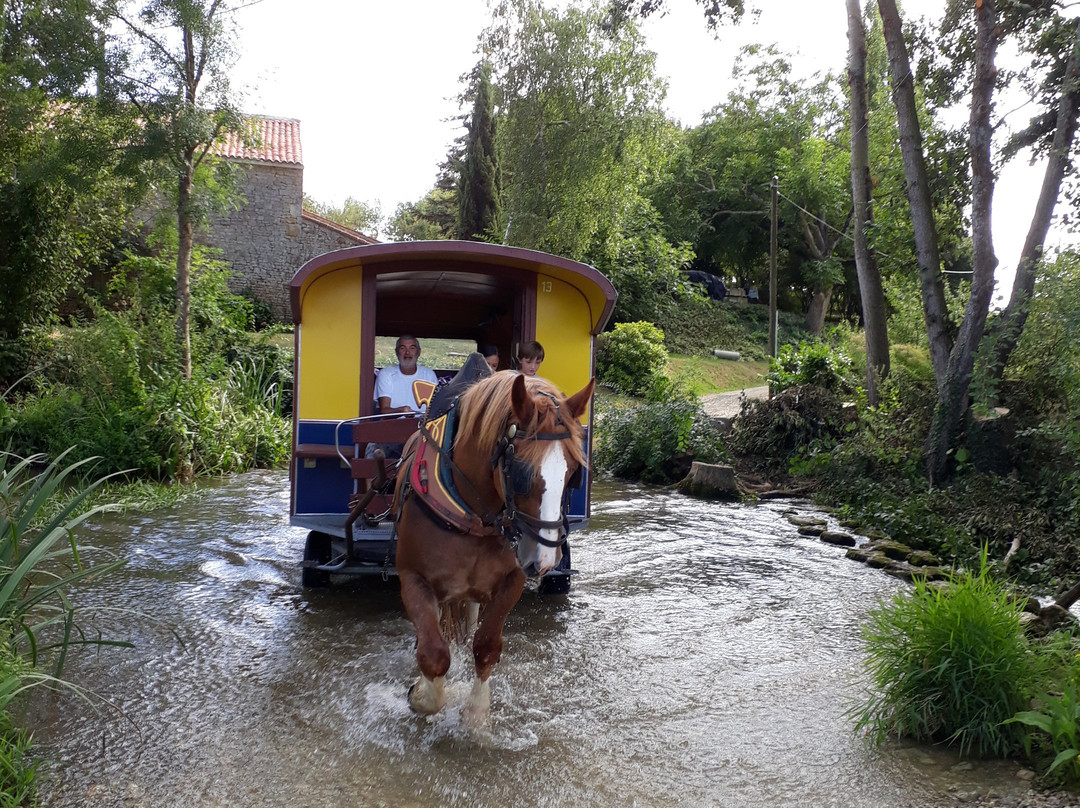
[0,450,129,689]
[0,449,132,802]
[853,549,1038,757]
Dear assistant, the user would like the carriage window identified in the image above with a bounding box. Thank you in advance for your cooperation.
[373,337,484,373]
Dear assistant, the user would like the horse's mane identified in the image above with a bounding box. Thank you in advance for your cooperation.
[454,373,587,470]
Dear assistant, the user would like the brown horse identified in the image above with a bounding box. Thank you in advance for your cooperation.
[394,371,594,726]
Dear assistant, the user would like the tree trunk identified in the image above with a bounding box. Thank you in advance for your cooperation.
[877,0,952,390]
[925,0,1000,485]
[804,286,832,336]
[176,159,194,380]
[991,19,1080,380]
[847,0,890,406]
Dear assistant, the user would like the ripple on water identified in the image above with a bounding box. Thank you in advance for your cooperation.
[27,471,1030,808]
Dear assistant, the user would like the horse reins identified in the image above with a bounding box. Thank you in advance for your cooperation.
[489,392,574,549]
[412,392,576,549]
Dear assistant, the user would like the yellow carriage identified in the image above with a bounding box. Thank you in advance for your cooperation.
[289,241,616,590]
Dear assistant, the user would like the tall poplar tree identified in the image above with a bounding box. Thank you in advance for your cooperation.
[457,62,500,242]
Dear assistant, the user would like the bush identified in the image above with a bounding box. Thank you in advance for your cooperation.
[1008,648,1080,783]
[658,301,813,361]
[596,321,668,397]
[728,384,849,476]
[768,340,854,393]
[240,288,275,331]
[594,386,726,483]
[854,551,1038,757]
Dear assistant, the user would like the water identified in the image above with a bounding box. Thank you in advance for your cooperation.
[25,471,1028,807]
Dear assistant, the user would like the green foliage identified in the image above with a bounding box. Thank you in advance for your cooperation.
[0,239,291,480]
[767,340,854,393]
[728,384,849,475]
[1008,649,1080,783]
[386,184,457,241]
[0,450,129,683]
[592,203,699,325]
[240,288,274,331]
[303,194,381,238]
[457,62,500,242]
[0,711,35,807]
[658,301,813,361]
[595,385,726,483]
[854,551,1037,757]
[484,0,670,260]
[596,321,668,397]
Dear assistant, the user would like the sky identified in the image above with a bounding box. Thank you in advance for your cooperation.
[231,0,1071,301]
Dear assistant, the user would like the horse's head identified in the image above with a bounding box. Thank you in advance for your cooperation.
[454,372,595,576]
[503,373,594,577]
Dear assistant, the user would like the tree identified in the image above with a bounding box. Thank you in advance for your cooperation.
[878,0,1080,484]
[0,0,141,384]
[107,0,246,379]
[991,19,1080,380]
[846,0,889,405]
[483,0,670,260]
[651,47,854,333]
[304,194,382,237]
[457,61,500,241]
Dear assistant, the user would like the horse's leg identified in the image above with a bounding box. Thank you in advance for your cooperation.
[399,570,450,715]
[466,601,480,637]
[462,567,525,728]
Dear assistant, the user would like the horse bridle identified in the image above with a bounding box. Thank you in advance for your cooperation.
[489,395,582,549]
[414,390,582,550]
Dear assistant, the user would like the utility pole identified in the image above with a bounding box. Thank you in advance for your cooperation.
[769,175,778,358]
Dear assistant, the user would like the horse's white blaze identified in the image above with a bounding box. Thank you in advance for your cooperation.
[535,444,568,575]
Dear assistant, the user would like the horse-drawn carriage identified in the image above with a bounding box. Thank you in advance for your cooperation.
[288,241,616,593]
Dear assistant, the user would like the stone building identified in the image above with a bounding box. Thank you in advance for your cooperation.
[203,116,376,321]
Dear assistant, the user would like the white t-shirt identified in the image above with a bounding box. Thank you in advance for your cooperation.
[375,364,438,412]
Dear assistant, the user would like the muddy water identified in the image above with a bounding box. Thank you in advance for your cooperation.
[27,470,1028,808]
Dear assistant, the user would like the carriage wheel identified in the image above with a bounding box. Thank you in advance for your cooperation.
[537,542,572,595]
[302,531,332,588]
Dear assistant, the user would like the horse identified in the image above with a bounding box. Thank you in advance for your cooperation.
[393,371,595,727]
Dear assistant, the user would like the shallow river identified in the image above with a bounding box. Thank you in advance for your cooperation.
[28,470,1028,808]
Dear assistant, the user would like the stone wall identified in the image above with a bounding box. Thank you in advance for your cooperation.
[141,160,370,322]
[197,161,303,321]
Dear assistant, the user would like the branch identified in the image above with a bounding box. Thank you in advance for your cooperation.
[1002,535,1021,569]
[113,11,184,76]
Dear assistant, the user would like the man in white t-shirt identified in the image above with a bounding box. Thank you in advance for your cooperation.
[367,335,438,460]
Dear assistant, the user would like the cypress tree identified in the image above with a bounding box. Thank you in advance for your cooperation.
[457,63,500,241]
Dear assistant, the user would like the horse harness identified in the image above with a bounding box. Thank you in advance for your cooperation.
[398,391,581,550]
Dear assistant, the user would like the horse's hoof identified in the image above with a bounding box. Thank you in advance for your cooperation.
[408,675,446,715]
[461,678,491,729]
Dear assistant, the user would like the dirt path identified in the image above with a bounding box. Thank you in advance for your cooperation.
[700,385,769,419]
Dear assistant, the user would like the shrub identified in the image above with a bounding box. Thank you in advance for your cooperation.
[596,321,668,397]
[768,340,854,393]
[853,551,1038,757]
[728,384,849,475]
[1008,648,1080,783]
[240,287,275,331]
[594,386,726,483]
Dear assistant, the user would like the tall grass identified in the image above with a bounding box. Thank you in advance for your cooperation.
[0,449,131,802]
[0,450,129,687]
[853,550,1038,757]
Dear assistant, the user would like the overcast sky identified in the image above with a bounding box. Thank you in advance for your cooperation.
[231,0,1070,301]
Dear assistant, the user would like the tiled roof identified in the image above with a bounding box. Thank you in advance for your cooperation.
[214,116,303,165]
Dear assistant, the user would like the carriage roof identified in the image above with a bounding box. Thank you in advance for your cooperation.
[290,241,617,337]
